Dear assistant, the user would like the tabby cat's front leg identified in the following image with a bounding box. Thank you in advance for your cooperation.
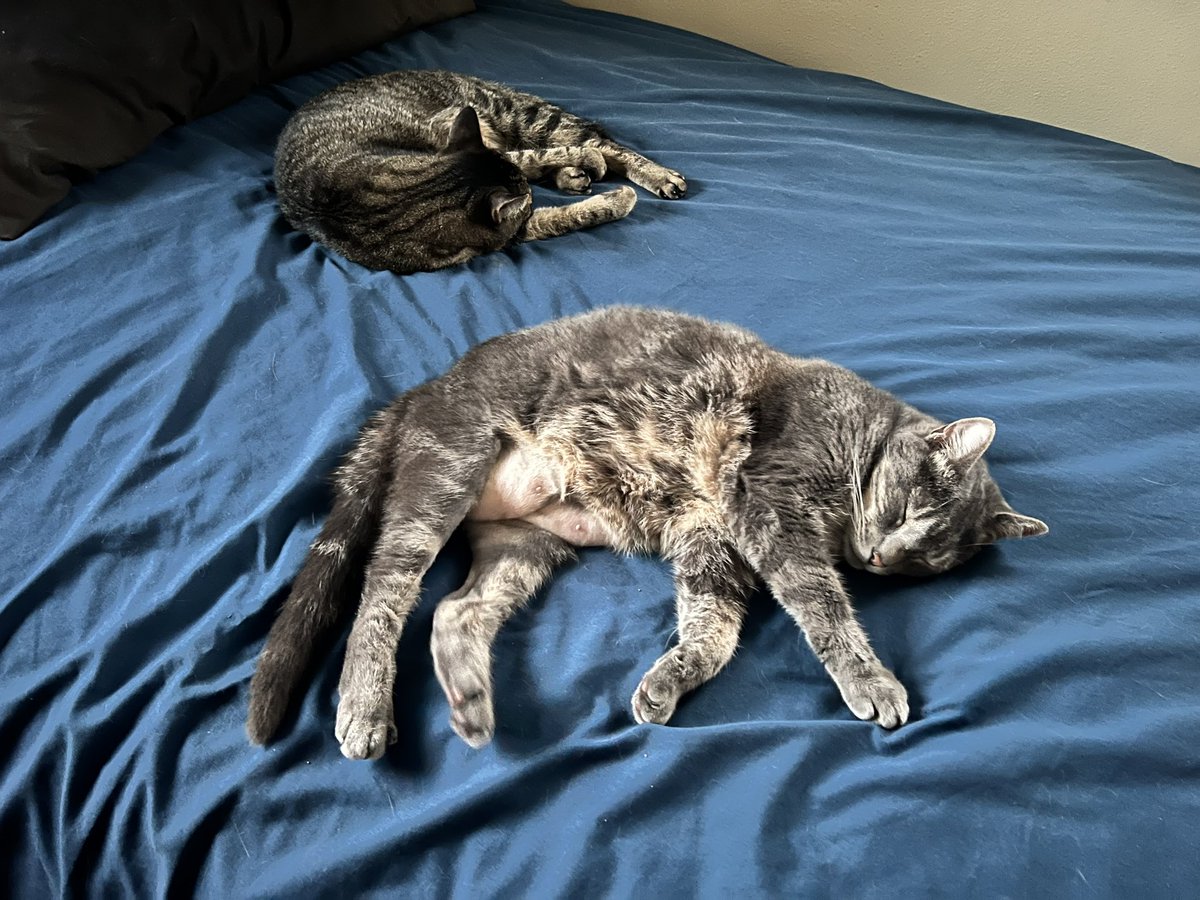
[505,147,606,193]
[586,139,687,200]
[520,187,637,242]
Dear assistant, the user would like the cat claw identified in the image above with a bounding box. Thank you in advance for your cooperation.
[655,170,687,200]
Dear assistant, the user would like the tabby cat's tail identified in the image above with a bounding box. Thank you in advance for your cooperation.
[246,411,394,745]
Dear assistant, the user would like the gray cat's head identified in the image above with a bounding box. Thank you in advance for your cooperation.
[844,417,1047,576]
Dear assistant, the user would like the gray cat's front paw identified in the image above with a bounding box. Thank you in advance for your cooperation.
[836,666,909,729]
[335,693,397,760]
[631,669,681,725]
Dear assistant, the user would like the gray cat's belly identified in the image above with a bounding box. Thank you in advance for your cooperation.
[467,445,613,547]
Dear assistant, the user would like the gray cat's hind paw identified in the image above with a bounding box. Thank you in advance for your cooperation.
[837,667,909,729]
[448,690,495,749]
[335,696,397,760]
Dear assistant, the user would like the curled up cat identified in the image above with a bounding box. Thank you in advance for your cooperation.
[274,70,687,273]
[246,307,1047,760]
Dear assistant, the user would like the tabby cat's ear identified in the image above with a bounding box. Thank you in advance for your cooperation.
[926,417,995,469]
[445,107,485,153]
[489,190,530,225]
[989,510,1049,540]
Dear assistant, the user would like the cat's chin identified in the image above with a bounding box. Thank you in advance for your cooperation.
[841,535,868,571]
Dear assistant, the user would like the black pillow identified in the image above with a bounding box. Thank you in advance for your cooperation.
[0,0,474,239]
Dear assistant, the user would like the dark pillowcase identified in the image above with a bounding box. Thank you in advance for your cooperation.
[0,0,474,239]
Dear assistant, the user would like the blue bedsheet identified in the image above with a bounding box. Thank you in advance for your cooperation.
[3,0,1199,894]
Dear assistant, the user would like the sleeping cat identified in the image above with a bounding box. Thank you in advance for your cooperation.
[274,70,687,273]
[246,307,1047,759]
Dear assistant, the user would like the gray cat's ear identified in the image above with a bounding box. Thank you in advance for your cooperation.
[990,510,1049,540]
[927,417,996,469]
[445,107,485,153]
[489,190,529,225]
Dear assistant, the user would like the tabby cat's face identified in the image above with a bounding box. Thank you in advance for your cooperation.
[417,149,532,256]
[397,107,533,268]
[844,418,1047,576]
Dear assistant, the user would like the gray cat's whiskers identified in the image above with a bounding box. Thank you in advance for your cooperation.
[849,456,867,540]
[247,308,1047,757]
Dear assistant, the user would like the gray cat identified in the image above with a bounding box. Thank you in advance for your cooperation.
[274,70,687,273]
[247,307,1047,759]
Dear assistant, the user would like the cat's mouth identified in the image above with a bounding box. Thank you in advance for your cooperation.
[843,533,895,574]
[841,534,871,571]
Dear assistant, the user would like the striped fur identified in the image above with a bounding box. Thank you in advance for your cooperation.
[274,70,686,273]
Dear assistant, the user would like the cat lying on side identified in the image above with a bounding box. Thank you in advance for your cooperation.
[274,70,687,273]
[247,308,1047,759]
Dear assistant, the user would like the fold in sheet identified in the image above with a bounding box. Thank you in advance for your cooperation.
[2,0,1199,894]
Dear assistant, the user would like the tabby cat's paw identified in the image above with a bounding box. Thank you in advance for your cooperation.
[649,169,687,200]
[435,655,496,749]
[602,186,638,219]
[555,166,593,194]
[577,147,607,181]
[836,666,909,729]
[334,694,397,760]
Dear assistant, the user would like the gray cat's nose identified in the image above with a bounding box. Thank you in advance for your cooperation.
[869,549,884,567]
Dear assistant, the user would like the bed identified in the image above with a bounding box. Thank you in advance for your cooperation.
[3,0,1198,894]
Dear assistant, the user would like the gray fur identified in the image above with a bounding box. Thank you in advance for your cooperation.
[247,308,1048,758]
[274,70,686,274]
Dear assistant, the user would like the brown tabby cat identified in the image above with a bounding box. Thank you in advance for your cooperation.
[247,308,1047,759]
[274,70,687,273]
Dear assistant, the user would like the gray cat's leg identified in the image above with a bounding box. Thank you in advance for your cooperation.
[585,139,687,200]
[520,187,637,242]
[730,489,909,728]
[431,522,575,748]
[729,501,907,724]
[632,547,754,725]
[335,424,500,761]
[767,560,909,728]
[505,147,606,193]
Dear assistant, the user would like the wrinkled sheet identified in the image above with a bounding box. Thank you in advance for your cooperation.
[3,0,1199,894]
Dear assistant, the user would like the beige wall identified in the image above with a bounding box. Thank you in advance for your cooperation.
[571,0,1200,167]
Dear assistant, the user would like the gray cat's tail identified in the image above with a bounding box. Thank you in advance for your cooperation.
[246,411,395,745]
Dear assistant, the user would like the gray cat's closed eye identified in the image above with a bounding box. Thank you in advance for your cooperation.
[247,308,1047,759]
